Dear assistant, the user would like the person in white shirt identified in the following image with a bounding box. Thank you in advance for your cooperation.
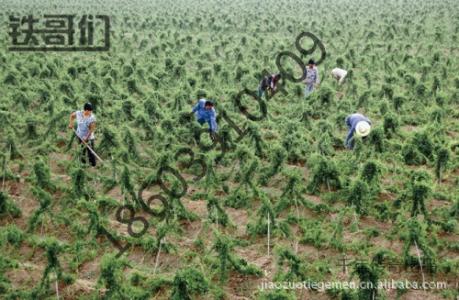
[303,59,320,98]
[68,103,97,167]
[331,68,348,85]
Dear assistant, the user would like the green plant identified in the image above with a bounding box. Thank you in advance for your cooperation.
[98,254,130,299]
[28,187,53,232]
[170,268,209,300]
[435,147,449,183]
[0,191,21,218]
[212,233,261,283]
[347,179,371,215]
[351,261,382,300]
[274,247,308,281]
[32,158,55,191]
[307,157,341,194]
[206,194,229,227]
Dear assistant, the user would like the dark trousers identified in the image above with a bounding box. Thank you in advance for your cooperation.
[78,139,96,167]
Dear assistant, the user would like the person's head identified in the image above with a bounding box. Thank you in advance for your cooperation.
[274,73,282,81]
[308,59,315,68]
[355,121,371,138]
[204,101,214,110]
[83,102,93,112]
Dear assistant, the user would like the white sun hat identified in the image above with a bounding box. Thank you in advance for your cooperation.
[355,121,371,137]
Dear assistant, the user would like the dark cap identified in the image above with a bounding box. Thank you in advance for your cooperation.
[83,102,93,111]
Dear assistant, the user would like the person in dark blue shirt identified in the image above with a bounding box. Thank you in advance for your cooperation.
[258,73,281,99]
[345,113,372,149]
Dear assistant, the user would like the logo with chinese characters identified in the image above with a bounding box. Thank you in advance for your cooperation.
[8,14,110,51]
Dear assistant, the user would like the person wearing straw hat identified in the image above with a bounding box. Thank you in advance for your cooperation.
[344,113,371,149]
[68,103,97,166]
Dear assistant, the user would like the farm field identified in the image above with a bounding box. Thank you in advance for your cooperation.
[0,0,458,299]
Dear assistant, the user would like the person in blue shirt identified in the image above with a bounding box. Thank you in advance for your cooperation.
[258,73,282,99]
[192,98,218,136]
[345,113,372,149]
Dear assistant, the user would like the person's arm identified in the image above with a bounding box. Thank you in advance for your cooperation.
[192,101,201,113]
[345,115,351,128]
[84,121,96,141]
[345,127,355,149]
[68,112,76,129]
[315,68,320,85]
[303,68,309,84]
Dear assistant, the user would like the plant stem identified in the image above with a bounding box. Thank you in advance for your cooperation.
[294,198,300,254]
[153,238,163,274]
[267,212,270,257]
[55,271,60,300]
[414,240,426,290]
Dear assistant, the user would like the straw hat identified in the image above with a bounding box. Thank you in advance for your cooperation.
[355,121,371,137]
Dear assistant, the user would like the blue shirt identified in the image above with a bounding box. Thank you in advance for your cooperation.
[76,110,96,140]
[192,99,218,132]
[345,113,371,148]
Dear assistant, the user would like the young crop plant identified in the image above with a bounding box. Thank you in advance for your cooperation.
[275,168,308,218]
[170,268,209,300]
[392,95,405,112]
[368,127,385,153]
[70,166,88,200]
[24,117,39,140]
[258,146,287,186]
[383,113,399,138]
[122,126,140,160]
[307,156,341,194]
[32,158,55,192]
[435,147,449,183]
[97,254,131,299]
[212,233,262,283]
[410,179,430,220]
[201,155,220,191]
[225,158,259,209]
[246,124,266,158]
[0,224,25,248]
[4,134,22,160]
[412,131,434,160]
[347,179,370,215]
[28,186,53,232]
[78,200,107,237]
[97,126,119,156]
[247,192,290,255]
[274,247,308,282]
[360,160,381,195]
[401,218,437,273]
[352,260,383,300]
[120,165,138,205]
[206,194,230,227]
[402,143,426,165]
[37,238,74,298]
[0,191,21,218]
[0,153,19,186]
[299,219,329,249]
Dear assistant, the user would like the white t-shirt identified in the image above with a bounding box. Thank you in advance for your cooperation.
[331,68,348,84]
[76,111,96,140]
